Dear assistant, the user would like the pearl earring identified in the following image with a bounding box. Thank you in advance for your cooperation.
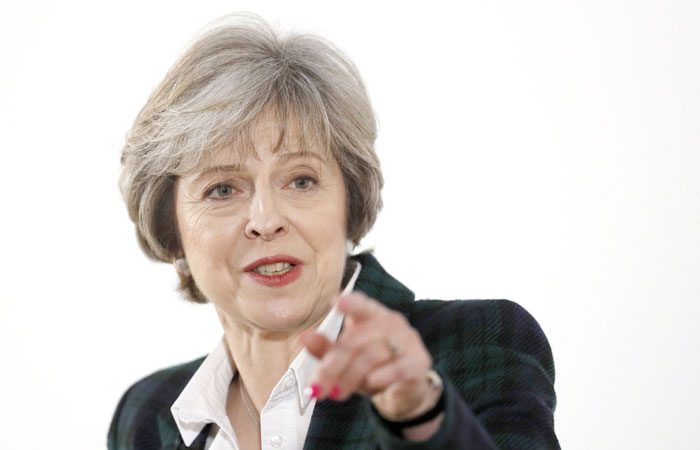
[174,257,191,277]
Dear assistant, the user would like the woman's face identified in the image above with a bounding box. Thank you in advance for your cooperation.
[175,115,348,333]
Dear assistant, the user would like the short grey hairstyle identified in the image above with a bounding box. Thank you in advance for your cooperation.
[120,13,383,303]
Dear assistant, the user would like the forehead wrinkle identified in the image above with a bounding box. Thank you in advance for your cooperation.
[188,149,326,184]
[188,134,258,182]
[275,150,328,164]
[185,109,329,184]
[188,163,247,186]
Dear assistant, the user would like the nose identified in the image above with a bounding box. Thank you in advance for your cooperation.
[244,187,288,241]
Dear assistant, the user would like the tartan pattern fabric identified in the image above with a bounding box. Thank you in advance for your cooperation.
[108,253,559,449]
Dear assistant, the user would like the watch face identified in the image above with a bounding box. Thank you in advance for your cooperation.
[426,369,443,391]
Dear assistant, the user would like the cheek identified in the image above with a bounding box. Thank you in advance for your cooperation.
[317,203,348,265]
[178,208,241,273]
[177,208,212,258]
[324,174,348,240]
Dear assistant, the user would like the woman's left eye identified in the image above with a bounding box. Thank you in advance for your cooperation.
[288,176,316,190]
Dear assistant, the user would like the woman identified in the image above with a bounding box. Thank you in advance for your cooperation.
[109,13,559,450]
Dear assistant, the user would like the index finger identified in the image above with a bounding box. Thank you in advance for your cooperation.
[299,330,333,360]
[337,292,385,321]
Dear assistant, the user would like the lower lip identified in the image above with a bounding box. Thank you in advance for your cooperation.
[247,265,302,287]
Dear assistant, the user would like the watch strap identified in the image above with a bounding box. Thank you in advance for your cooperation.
[371,370,446,434]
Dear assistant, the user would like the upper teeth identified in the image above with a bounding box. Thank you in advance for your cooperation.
[253,262,293,275]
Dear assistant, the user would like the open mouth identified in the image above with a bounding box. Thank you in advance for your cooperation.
[244,255,303,287]
[251,262,296,276]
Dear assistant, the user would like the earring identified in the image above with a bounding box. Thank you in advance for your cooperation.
[174,257,191,277]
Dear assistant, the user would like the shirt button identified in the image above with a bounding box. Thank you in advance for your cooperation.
[284,377,295,389]
[270,435,283,448]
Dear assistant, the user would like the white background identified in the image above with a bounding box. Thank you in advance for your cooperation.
[1,1,698,449]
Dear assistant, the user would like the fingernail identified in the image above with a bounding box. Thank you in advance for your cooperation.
[329,385,341,400]
[306,383,321,399]
[338,296,351,308]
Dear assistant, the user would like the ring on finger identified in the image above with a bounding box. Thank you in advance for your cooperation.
[383,335,399,359]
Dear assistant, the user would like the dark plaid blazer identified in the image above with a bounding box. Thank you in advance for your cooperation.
[108,253,559,449]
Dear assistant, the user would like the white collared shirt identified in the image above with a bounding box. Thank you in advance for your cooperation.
[171,263,361,450]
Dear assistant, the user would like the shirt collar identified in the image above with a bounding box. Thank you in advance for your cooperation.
[291,261,361,409]
[170,337,233,445]
[170,262,362,446]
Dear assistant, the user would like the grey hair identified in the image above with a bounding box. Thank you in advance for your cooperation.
[119,13,383,303]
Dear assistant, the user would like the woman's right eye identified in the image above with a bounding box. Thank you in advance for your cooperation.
[205,183,235,199]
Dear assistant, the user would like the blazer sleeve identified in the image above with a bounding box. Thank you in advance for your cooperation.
[107,358,204,450]
[108,382,151,450]
[370,299,559,450]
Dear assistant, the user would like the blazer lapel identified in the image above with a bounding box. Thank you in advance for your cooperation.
[352,253,415,315]
[156,405,211,450]
[181,425,212,450]
[303,395,376,450]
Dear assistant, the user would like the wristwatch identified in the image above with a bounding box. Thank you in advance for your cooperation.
[372,369,445,434]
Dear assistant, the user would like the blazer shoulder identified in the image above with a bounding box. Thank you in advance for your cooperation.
[108,356,206,450]
[410,299,555,384]
[411,299,559,448]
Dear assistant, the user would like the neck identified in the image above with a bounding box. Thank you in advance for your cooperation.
[217,309,329,411]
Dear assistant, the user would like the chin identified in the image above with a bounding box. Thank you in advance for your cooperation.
[246,298,318,332]
[249,312,310,333]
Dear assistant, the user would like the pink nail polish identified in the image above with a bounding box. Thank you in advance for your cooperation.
[309,384,321,399]
[330,385,341,399]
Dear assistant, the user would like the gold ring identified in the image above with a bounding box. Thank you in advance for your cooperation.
[384,336,399,359]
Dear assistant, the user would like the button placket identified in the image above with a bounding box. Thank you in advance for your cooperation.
[261,387,296,450]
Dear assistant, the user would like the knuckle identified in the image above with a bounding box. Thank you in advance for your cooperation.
[387,311,408,327]
[391,364,407,380]
[358,349,383,369]
[364,371,378,389]
[316,362,332,379]
[318,356,341,378]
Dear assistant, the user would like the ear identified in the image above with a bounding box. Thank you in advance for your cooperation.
[173,257,191,277]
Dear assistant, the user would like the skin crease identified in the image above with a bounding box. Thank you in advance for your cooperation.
[175,110,442,446]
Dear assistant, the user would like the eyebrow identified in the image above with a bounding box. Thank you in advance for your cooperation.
[190,152,326,184]
[190,164,246,185]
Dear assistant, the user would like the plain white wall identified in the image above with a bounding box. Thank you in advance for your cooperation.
[1,1,698,448]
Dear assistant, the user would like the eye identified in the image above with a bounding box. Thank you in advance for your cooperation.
[289,176,316,190]
[205,183,235,199]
